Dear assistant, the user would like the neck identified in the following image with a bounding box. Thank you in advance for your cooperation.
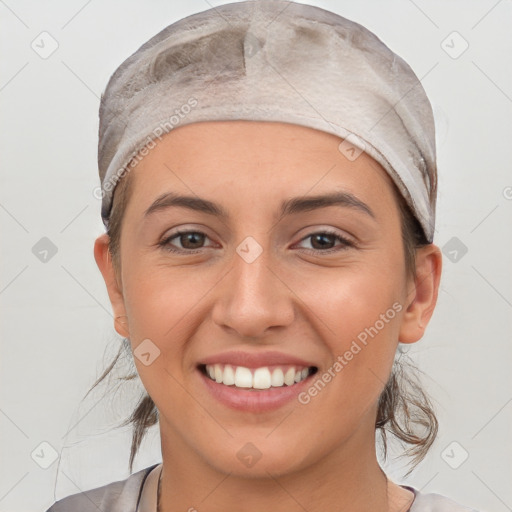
[157,419,414,512]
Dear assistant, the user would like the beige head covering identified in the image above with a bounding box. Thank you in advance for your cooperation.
[98,0,437,242]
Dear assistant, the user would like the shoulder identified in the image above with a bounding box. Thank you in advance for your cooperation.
[407,486,482,512]
[44,464,159,512]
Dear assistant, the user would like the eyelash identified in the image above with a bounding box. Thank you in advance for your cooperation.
[158,229,355,254]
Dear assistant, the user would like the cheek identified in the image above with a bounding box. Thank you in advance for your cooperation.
[295,253,404,343]
[122,262,207,337]
[120,263,221,395]
[121,266,210,411]
[296,260,404,409]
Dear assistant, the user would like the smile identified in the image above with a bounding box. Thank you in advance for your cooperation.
[200,363,317,390]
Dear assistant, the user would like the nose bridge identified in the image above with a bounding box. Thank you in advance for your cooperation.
[211,238,295,337]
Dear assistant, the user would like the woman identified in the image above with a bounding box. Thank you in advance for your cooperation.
[46,1,479,511]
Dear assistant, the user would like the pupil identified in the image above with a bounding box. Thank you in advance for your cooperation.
[182,232,204,248]
[312,234,334,249]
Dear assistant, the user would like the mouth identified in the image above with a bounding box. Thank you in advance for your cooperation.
[198,363,318,391]
[196,351,319,412]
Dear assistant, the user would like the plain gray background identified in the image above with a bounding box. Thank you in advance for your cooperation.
[1,1,511,511]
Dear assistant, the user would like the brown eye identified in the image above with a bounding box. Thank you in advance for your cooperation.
[177,232,205,249]
[296,230,354,253]
[159,230,213,253]
[310,233,337,250]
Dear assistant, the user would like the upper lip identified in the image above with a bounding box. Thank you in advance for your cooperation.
[199,350,318,369]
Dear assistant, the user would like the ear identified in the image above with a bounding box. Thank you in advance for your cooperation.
[94,233,130,338]
[399,243,442,344]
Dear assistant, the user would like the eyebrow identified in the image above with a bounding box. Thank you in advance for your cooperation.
[144,191,375,221]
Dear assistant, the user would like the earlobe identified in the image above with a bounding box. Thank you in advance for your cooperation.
[93,233,130,338]
[398,244,442,344]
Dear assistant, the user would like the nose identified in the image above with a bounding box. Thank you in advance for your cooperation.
[210,243,295,340]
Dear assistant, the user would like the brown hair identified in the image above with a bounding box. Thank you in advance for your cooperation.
[90,166,438,474]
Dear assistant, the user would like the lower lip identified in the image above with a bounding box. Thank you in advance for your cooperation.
[198,368,313,412]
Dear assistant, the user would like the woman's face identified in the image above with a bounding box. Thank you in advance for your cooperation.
[96,120,440,477]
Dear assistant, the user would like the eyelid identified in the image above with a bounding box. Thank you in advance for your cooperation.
[293,228,355,252]
[159,224,214,241]
[157,226,218,253]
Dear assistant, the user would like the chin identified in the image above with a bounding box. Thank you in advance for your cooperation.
[197,434,315,479]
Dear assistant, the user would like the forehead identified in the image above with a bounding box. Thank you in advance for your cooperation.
[126,120,397,215]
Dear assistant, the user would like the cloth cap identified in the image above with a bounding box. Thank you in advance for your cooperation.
[98,0,437,242]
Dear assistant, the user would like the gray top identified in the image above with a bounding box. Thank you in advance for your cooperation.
[45,463,481,512]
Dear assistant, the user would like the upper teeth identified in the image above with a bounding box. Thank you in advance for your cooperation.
[205,364,311,389]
